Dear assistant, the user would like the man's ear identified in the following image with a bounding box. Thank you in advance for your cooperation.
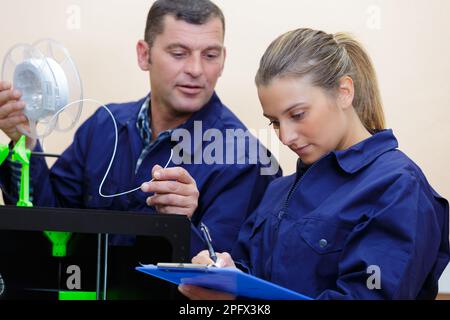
[218,47,227,77]
[137,40,151,71]
[337,76,355,110]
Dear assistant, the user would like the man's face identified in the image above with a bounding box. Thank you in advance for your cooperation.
[147,15,225,116]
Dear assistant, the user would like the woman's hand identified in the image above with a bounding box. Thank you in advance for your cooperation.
[178,250,237,300]
[178,284,236,300]
[192,250,236,268]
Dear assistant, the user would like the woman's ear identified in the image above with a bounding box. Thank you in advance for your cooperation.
[337,76,355,110]
[137,40,151,71]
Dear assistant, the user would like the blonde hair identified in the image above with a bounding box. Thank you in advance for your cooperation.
[255,28,385,132]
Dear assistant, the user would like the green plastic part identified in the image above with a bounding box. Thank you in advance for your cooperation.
[44,231,72,257]
[8,136,73,256]
[11,136,32,207]
[0,144,9,165]
[59,291,97,300]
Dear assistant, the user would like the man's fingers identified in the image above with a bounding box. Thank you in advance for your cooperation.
[0,81,11,91]
[146,193,189,207]
[153,167,196,184]
[154,205,191,216]
[151,164,163,178]
[142,166,199,219]
[0,100,25,119]
[0,88,21,106]
[141,180,194,195]
[142,180,180,194]
[0,114,28,130]
[142,167,196,192]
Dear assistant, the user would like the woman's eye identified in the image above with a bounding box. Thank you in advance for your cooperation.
[268,120,280,127]
[292,112,305,120]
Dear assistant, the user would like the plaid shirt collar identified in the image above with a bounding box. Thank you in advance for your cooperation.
[134,97,173,173]
[136,97,172,147]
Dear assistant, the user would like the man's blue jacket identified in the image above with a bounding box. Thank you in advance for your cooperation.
[0,93,281,257]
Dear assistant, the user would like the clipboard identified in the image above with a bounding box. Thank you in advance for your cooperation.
[136,264,312,300]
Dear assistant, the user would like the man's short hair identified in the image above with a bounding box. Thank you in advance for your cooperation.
[145,0,225,48]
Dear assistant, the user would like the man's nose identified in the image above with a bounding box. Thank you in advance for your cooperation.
[184,54,203,78]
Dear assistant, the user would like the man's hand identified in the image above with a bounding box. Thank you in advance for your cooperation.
[141,165,199,219]
[0,81,36,149]
[178,250,237,300]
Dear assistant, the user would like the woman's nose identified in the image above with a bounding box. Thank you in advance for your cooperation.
[278,124,298,146]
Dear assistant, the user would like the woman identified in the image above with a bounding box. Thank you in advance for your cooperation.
[179,28,450,299]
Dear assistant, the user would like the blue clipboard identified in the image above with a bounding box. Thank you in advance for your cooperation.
[136,264,312,300]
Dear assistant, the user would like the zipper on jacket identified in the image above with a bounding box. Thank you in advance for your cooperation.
[267,157,324,280]
[282,159,321,211]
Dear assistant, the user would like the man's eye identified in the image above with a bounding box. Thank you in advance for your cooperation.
[171,52,186,58]
[204,52,220,60]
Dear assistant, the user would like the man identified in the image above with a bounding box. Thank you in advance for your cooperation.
[0,0,280,257]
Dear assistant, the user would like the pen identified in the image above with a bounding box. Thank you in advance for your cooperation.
[199,222,218,263]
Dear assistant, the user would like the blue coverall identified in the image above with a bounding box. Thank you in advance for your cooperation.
[233,129,449,299]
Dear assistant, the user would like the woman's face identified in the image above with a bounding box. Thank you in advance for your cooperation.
[258,76,349,165]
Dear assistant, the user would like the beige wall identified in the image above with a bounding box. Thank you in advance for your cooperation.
[1,0,449,291]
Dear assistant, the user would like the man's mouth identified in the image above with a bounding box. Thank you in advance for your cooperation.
[177,84,204,95]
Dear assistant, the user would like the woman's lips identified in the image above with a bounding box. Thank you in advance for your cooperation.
[294,144,311,156]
